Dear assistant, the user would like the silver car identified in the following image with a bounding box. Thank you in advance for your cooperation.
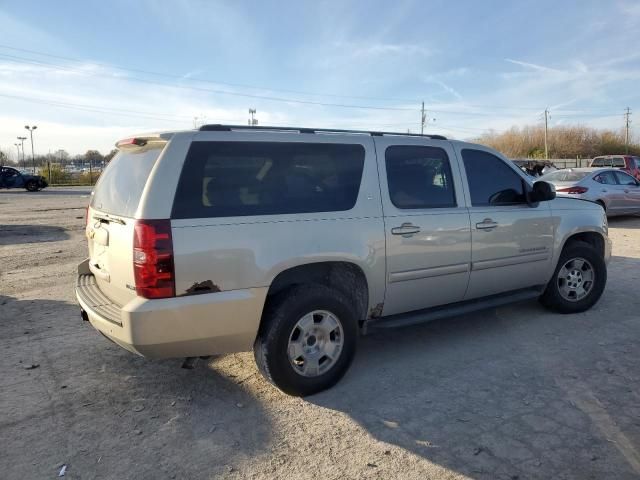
[539,167,640,216]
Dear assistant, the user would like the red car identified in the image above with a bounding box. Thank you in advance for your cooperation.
[590,155,640,180]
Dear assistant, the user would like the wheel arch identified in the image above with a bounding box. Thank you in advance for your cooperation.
[264,261,370,326]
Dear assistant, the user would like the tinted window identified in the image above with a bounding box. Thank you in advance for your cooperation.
[634,157,640,169]
[614,171,637,185]
[385,146,456,209]
[172,141,365,219]
[591,158,604,167]
[462,149,526,206]
[90,145,164,217]
[594,171,617,185]
[612,157,626,168]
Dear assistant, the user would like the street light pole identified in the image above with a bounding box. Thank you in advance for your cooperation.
[17,136,27,169]
[24,125,37,173]
[14,143,20,164]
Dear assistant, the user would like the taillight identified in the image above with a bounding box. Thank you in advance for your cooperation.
[557,186,588,194]
[133,219,175,299]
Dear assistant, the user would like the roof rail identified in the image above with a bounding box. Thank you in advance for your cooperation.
[198,124,447,140]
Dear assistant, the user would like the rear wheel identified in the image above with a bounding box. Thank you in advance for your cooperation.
[539,241,606,313]
[254,284,357,396]
[25,180,39,192]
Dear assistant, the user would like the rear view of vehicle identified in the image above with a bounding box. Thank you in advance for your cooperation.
[77,134,177,355]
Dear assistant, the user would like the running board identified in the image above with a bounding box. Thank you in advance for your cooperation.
[366,287,544,332]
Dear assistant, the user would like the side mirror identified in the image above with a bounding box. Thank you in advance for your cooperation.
[529,181,556,203]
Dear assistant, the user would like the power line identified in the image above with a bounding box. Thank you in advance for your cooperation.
[0,43,421,104]
[0,92,240,124]
[0,44,630,117]
[0,53,417,112]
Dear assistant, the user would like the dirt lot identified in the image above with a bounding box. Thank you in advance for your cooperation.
[1,187,640,480]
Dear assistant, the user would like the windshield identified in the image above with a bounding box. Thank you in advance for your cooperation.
[539,170,589,182]
[90,145,164,217]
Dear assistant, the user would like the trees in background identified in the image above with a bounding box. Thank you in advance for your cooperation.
[476,125,640,158]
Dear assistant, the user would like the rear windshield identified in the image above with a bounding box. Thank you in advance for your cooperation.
[90,145,164,217]
[540,170,589,182]
[172,141,365,219]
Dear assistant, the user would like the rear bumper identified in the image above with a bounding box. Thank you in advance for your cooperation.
[75,259,267,358]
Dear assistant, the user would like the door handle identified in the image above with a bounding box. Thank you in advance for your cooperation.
[624,189,630,193]
[476,218,498,230]
[391,223,421,236]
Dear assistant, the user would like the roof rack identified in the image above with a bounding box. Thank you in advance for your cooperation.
[198,124,446,140]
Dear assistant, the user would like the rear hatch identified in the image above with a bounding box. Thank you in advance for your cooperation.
[87,138,167,306]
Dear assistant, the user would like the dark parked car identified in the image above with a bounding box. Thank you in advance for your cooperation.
[0,166,48,191]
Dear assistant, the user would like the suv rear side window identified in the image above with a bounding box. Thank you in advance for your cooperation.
[90,145,165,217]
[591,158,605,167]
[172,141,365,218]
[462,149,526,206]
[385,146,456,209]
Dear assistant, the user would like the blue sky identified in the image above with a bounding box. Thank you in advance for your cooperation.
[1,0,639,155]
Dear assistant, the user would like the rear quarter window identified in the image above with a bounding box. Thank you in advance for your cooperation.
[90,146,164,217]
[171,141,365,219]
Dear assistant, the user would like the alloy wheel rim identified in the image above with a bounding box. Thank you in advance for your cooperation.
[557,257,594,302]
[287,310,344,377]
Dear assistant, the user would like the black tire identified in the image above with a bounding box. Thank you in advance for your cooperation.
[539,240,606,313]
[254,284,357,396]
[25,180,38,192]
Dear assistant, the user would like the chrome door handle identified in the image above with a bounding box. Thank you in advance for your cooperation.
[391,223,421,236]
[476,218,498,230]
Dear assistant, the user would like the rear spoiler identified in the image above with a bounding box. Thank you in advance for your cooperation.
[115,133,172,150]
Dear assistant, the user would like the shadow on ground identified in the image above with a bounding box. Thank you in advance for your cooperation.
[308,261,640,479]
[0,187,92,197]
[0,224,69,245]
[0,294,273,479]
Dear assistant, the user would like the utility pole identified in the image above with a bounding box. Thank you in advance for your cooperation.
[420,101,426,135]
[544,108,549,160]
[248,108,258,126]
[17,136,26,169]
[24,125,37,173]
[625,107,632,154]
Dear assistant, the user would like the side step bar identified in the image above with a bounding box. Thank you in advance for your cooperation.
[366,287,544,332]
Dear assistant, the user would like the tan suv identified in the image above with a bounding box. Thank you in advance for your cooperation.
[77,125,611,396]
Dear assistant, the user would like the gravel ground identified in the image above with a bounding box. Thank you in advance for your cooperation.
[1,187,640,480]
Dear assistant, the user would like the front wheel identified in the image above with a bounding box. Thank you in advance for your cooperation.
[254,284,357,396]
[25,180,39,192]
[539,241,606,313]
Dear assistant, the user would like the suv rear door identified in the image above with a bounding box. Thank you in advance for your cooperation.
[374,137,471,316]
[87,139,168,305]
[455,146,553,300]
